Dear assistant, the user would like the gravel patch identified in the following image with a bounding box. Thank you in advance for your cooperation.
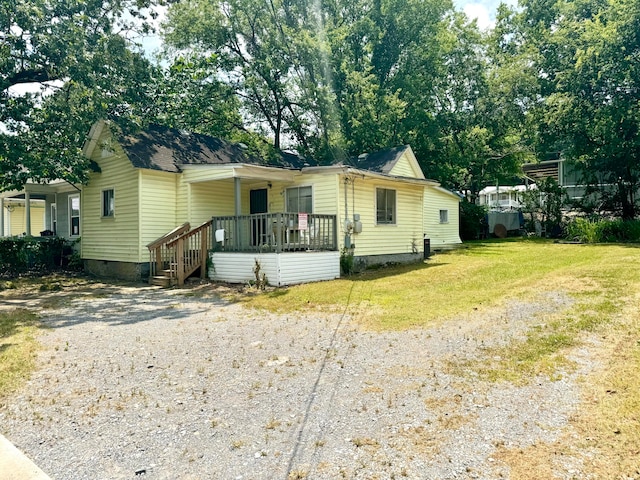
[1,286,589,479]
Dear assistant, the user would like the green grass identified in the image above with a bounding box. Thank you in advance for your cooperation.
[0,309,41,400]
[239,239,633,330]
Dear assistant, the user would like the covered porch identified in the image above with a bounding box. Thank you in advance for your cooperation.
[1,180,79,238]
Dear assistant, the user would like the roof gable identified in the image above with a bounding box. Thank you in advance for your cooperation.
[345,145,426,179]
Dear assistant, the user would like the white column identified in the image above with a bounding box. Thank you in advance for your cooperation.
[25,191,32,236]
[0,197,4,237]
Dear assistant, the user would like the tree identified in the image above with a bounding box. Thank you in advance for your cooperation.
[411,12,532,199]
[502,0,640,219]
[0,0,161,191]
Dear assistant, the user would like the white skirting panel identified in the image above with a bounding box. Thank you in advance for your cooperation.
[209,251,340,286]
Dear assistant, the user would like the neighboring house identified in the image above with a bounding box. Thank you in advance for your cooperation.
[1,197,45,237]
[2,121,461,285]
[0,181,80,239]
[477,185,532,211]
[523,158,601,201]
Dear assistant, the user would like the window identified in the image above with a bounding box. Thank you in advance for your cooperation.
[102,189,115,217]
[376,188,396,224]
[69,194,80,236]
[51,203,57,235]
[439,209,449,224]
[286,186,312,213]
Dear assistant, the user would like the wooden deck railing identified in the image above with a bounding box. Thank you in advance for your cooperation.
[147,223,190,281]
[211,213,337,253]
[147,220,213,286]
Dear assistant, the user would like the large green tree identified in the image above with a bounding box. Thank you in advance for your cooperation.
[499,0,640,219]
[0,0,161,191]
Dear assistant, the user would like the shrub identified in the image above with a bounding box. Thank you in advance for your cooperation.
[340,247,355,275]
[565,218,640,243]
[459,200,487,241]
[0,237,81,276]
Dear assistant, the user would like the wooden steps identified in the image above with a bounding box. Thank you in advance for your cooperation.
[147,220,212,288]
[150,275,173,288]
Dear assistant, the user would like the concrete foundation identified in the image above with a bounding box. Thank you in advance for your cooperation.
[353,252,422,272]
[84,259,149,282]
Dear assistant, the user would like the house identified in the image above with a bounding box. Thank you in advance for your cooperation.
[477,185,532,211]
[1,197,45,237]
[0,180,80,239]
[2,121,461,285]
[523,158,607,202]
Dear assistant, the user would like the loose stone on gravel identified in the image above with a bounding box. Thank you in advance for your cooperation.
[0,287,588,479]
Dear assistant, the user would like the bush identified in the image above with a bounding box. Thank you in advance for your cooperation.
[0,237,81,276]
[565,218,640,243]
[459,200,487,241]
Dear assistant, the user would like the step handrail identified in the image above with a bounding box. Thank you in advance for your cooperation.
[146,222,190,250]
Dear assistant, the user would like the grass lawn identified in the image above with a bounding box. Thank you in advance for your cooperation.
[0,308,41,404]
[239,238,640,479]
[1,239,639,478]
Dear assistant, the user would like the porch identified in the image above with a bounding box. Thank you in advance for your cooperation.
[211,212,338,253]
[148,213,339,287]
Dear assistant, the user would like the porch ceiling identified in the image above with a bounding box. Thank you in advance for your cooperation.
[1,180,78,198]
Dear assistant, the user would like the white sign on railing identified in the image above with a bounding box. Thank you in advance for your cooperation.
[298,213,308,230]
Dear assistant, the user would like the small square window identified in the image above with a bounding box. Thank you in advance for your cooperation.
[376,188,396,224]
[102,189,114,217]
[439,209,449,224]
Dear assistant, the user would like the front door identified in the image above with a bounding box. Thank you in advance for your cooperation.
[250,189,268,246]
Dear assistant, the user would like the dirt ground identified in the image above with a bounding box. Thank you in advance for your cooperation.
[0,278,604,479]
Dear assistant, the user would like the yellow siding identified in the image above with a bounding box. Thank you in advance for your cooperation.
[267,182,285,212]
[191,180,236,221]
[178,168,236,222]
[424,187,462,246]
[182,167,237,183]
[388,151,422,178]
[82,131,142,262]
[288,174,338,215]
[4,202,45,236]
[139,170,179,256]
[341,176,424,256]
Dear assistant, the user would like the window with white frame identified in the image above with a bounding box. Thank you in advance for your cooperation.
[376,188,396,224]
[102,189,115,217]
[439,209,449,224]
[69,194,80,236]
[286,186,313,213]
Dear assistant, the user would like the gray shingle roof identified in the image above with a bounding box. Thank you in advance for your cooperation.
[119,125,309,172]
[341,145,410,174]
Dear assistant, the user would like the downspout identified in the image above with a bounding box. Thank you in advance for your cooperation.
[343,175,351,248]
[0,197,4,237]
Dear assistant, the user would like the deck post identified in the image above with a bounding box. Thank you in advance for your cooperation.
[200,226,208,279]
[275,212,283,253]
[332,216,338,250]
[177,237,185,286]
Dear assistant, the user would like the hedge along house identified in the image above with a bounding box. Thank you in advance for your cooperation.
[78,121,460,286]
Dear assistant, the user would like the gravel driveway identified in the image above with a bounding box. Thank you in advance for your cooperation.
[1,284,588,479]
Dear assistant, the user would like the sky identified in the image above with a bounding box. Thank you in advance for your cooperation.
[454,0,518,30]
